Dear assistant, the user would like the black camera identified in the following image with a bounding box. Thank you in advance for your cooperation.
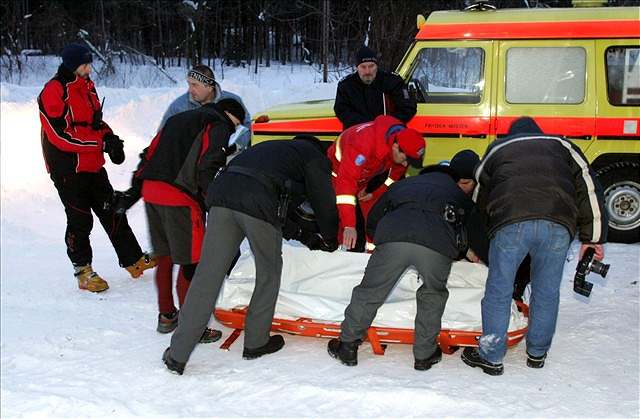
[443,203,464,224]
[574,247,610,297]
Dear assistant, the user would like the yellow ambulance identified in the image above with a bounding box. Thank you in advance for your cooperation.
[252,4,640,243]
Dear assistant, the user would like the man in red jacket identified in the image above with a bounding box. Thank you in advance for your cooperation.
[328,115,425,250]
[38,43,155,293]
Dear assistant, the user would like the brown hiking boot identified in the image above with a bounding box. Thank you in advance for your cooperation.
[200,328,223,344]
[157,311,179,334]
[74,265,109,293]
[125,253,157,279]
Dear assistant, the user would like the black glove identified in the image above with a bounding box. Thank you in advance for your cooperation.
[112,187,141,215]
[103,133,125,165]
[299,230,338,252]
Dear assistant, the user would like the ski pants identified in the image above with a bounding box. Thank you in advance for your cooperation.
[52,168,143,268]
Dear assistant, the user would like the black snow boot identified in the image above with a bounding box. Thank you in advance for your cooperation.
[526,351,547,368]
[162,347,185,375]
[414,346,443,371]
[242,335,285,360]
[327,338,360,366]
[461,347,504,376]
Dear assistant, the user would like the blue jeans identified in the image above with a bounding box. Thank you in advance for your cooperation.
[479,220,571,364]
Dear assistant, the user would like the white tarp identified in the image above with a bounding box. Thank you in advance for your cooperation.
[218,241,528,332]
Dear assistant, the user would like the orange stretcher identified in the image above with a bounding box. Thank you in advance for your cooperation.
[214,301,528,355]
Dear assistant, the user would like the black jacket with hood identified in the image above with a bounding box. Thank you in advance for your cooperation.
[206,138,339,247]
[366,166,474,259]
[136,103,235,205]
[473,117,607,243]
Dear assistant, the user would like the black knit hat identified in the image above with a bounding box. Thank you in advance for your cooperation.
[449,149,480,180]
[355,46,378,66]
[509,116,543,136]
[61,43,93,71]
[217,98,246,124]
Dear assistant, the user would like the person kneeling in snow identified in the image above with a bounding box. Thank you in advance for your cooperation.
[162,136,339,375]
[328,163,475,370]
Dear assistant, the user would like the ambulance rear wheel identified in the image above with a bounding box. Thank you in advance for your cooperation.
[597,161,640,244]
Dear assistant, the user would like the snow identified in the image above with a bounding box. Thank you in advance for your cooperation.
[1,58,639,418]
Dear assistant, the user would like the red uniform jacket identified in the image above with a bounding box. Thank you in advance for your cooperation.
[327,115,408,231]
[38,65,112,175]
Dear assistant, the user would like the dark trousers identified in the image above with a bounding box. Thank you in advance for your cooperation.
[340,242,452,360]
[170,207,283,363]
[52,169,142,267]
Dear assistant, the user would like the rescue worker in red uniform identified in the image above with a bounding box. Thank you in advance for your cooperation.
[327,115,426,250]
[38,43,155,292]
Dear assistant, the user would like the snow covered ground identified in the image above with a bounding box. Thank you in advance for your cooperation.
[1,58,639,418]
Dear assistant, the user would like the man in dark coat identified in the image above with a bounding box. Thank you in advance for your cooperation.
[448,150,532,302]
[334,46,416,130]
[162,137,339,375]
[38,43,155,292]
[461,117,607,376]
[128,98,245,340]
[327,165,474,371]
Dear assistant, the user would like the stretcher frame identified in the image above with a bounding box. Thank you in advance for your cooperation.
[215,301,529,355]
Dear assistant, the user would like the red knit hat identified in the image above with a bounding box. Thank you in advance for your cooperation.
[395,128,425,163]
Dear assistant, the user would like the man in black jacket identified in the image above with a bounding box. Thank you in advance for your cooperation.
[163,137,339,374]
[126,98,244,341]
[461,117,607,376]
[327,165,474,371]
[333,46,416,130]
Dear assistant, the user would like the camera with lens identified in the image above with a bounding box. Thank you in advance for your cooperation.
[443,203,464,224]
[574,247,610,297]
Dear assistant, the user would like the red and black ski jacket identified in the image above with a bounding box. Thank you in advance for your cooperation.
[135,103,235,207]
[38,65,112,176]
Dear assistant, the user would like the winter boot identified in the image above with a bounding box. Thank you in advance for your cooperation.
[327,338,360,366]
[526,351,547,369]
[242,335,285,360]
[199,328,223,344]
[414,347,443,371]
[162,347,185,375]
[125,253,157,279]
[461,347,504,376]
[74,265,109,293]
[157,311,179,334]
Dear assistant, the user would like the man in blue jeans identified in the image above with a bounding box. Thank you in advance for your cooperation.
[461,117,607,376]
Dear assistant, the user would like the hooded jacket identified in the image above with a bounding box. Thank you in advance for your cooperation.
[38,65,113,175]
[157,90,252,149]
[136,103,235,206]
[366,166,474,259]
[207,138,339,246]
[473,117,607,243]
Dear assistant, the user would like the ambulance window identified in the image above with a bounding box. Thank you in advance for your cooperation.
[606,46,640,106]
[408,47,484,104]
[506,47,586,104]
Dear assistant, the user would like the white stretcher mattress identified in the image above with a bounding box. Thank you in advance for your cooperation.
[218,241,527,332]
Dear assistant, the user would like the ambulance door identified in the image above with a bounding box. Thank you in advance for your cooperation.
[397,40,494,165]
[495,40,597,151]
[594,40,640,144]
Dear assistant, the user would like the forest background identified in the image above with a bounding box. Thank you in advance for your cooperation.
[4,0,640,85]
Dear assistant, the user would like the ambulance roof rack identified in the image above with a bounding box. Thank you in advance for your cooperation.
[463,1,497,11]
